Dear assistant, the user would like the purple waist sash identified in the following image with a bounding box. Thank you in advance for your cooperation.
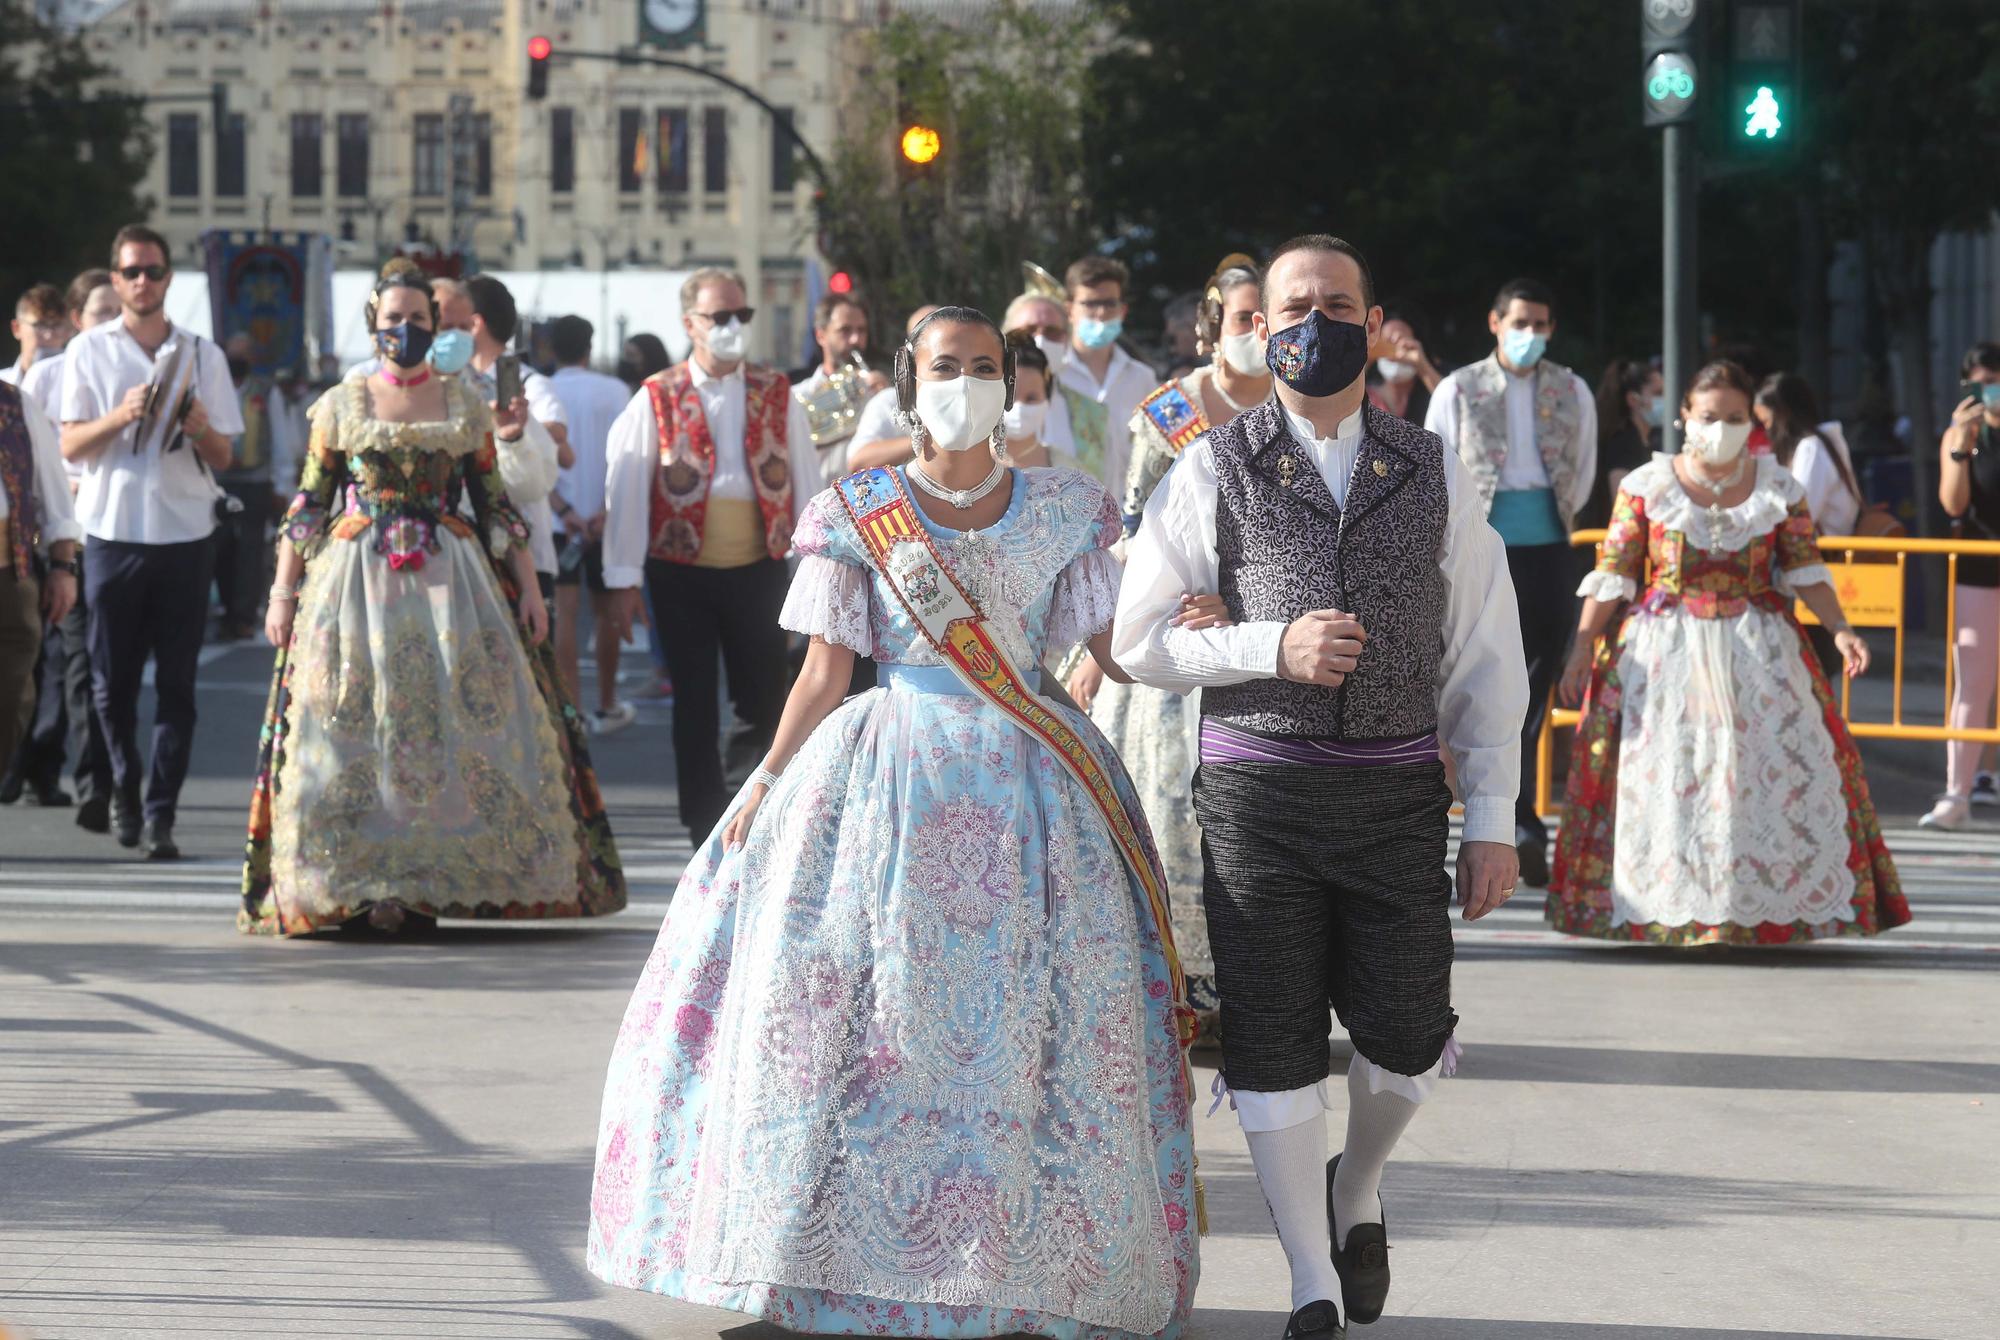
[1199,718,1441,768]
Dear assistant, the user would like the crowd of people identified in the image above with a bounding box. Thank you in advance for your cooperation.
[6,218,1994,1339]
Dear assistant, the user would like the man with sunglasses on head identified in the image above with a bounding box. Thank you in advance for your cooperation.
[58,224,243,860]
[600,266,821,843]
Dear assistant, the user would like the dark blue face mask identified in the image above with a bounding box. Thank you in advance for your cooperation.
[1265,309,1370,399]
[375,321,435,370]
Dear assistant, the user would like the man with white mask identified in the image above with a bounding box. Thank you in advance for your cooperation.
[1055,254,1156,498]
[1117,234,1526,1340]
[600,266,821,842]
[1424,278,1595,889]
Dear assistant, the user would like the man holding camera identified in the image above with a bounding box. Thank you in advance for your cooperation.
[58,225,242,859]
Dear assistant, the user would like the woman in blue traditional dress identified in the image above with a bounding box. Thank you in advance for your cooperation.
[588,307,1199,1338]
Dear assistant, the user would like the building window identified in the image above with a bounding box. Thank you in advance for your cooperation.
[770,106,796,194]
[473,112,492,197]
[289,113,323,198]
[336,113,369,198]
[702,106,727,194]
[412,113,444,196]
[657,107,688,193]
[618,107,643,194]
[551,107,575,193]
[216,113,246,198]
[166,112,199,197]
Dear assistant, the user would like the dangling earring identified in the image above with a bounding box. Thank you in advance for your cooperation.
[907,415,930,456]
[990,420,1010,464]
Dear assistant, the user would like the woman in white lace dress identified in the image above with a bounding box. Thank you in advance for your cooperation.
[1547,360,1908,945]
[588,308,1198,1338]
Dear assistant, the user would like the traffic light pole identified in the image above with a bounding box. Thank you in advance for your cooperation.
[547,48,829,185]
[1661,121,1697,454]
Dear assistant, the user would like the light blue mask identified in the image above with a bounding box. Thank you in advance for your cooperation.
[1983,384,2000,411]
[1074,316,1123,350]
[1643,394,1666,427]
[1501,328,1548,369]
[429,328,475,375]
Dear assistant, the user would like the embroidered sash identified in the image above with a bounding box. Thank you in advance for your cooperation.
[1137,380,1210,453]
[835,465,1192,1042]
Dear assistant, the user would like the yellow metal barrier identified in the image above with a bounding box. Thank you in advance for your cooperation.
[1536,531,2000,817]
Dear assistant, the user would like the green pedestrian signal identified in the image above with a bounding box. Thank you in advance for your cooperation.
[1743,85,1782,139]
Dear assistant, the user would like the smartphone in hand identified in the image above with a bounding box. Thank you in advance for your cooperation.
[495,354,522,408]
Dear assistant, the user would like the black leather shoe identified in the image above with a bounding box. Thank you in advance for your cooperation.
[1328,1154,1391,1325]
[75,795,110,833]
[112,800,142,849]
[141,821,181,860]
[1516,838,1550,889]
[0,770,20,805]
[26,780,72,808]
[1283,1300,1345,1340]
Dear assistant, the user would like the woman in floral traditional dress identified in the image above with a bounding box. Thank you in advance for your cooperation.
[1065,257,1272,1039]
[588,307,1198,1338]
[1548,360,1909,945]
[240,260,624,935]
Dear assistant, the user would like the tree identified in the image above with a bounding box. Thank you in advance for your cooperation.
[0,0,151,359]
[812,1,1101,339]
[1810,1,2000,532]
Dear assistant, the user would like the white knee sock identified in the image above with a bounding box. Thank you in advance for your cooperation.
[1330,1051,1422,1249]
[1243,1107,1345,1310]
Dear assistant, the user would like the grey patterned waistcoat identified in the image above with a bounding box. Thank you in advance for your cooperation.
[1204,399,1449,739]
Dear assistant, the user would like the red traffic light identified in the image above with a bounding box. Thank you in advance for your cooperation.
[527,35,552,60]
[828,271,853,295]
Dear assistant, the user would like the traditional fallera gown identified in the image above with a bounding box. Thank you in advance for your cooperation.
[588,465,1198,1339]
[1548,455,1910,945]
[239,377,625,935]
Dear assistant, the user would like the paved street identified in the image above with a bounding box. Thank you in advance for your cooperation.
[3,639,1998,1339]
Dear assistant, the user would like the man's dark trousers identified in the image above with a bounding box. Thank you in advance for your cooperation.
[213,483,270,630]
[85,534,214,824]
[1507,541,1578,845]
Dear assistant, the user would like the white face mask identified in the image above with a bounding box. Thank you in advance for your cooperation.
[704,317,747,362]
[914,374,1007,453]
[1034,334,1069,373]
[1376,357,1417,383]
[1683,417,1751,465]
[1003,398,1049,441]
[1219,330,1267,377]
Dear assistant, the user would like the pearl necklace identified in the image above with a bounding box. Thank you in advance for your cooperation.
[1682,455,1749,528]
[909,457,1006,510]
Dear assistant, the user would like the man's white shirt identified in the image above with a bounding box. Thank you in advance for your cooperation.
[549,365,637,520]
[61,319,244,545]
[1056,342,1155,499]
[1112,404,1528,846]
[600,361,821,589]
[1424,366,1597,516]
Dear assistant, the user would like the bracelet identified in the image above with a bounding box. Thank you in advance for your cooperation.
[269,583,300,603]
[748,767,780,792]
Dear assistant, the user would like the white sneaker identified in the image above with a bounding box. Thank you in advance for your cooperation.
[1919,796,1971,831]
[1972,772,1998,807]
[590,700,638,736]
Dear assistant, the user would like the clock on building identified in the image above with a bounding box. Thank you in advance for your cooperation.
[641,0,704,48]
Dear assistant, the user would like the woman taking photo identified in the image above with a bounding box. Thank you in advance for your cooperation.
[1548,360,1908,945]
[588,306,1197,1338]
[241,259,625,936]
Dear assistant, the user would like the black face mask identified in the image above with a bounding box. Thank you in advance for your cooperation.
[375,321,435,370]
[1265,309,1370,399]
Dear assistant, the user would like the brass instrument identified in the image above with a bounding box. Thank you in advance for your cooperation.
[1021,260,1066,302]
[796,348,872,448]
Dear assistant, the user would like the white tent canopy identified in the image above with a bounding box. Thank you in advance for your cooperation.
[166,269,695,371]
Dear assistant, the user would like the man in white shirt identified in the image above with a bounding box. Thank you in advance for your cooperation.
[59,225,244,859]
[1423,278,1595,888]
[790,292,890,481]
[10,269,117,823]
[544,313,645,733]
[0,383,81,779]
[1115,235,1524,1340]
[211,332,301,642]
[601,266,821,843]
[4,284,69,388]
[1054,255,1157,497]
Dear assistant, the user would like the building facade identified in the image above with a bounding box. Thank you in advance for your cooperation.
[82,0,879,363]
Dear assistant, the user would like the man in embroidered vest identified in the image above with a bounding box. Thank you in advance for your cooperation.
[1423,278,1595,889]
[1116,235,1527,1340]
[602,266,822,843]
[0,381,81,776]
